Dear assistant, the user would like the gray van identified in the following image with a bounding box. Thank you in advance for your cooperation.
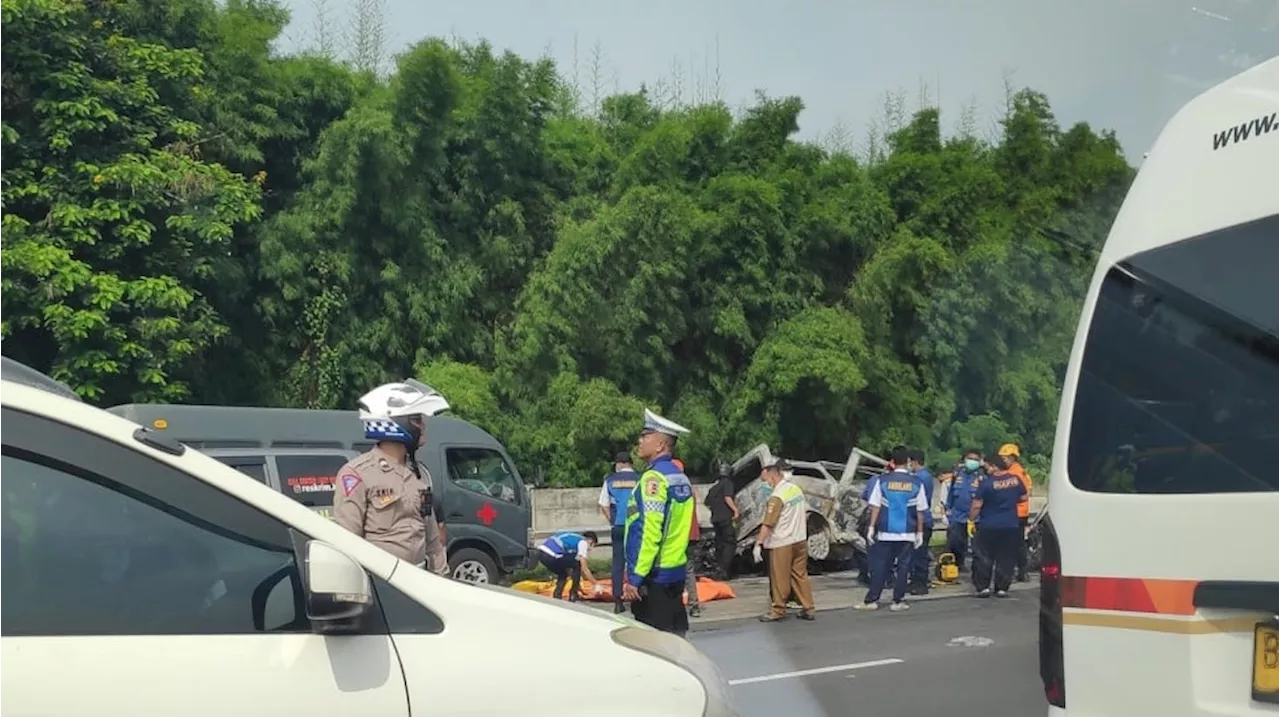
[106,403,534,584]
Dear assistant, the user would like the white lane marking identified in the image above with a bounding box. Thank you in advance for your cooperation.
[728,658,904,686]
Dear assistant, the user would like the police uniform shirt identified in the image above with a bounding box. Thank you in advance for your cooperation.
[974,472,1028,529]
[867,468,928,541]
[332,446,447,572]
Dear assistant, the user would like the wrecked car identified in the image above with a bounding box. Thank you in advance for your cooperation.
[725,444,889,570]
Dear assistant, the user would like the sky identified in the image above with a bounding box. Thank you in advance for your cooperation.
[276,0,1278,162]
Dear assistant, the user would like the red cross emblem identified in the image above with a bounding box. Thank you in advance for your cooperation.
[476,502,498,526]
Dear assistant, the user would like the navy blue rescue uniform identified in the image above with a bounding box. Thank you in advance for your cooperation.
[944,467,983,569]
[862,470,927,605]
[599,469,638,605]
[970,472,1027,593]
[908,468,935,591]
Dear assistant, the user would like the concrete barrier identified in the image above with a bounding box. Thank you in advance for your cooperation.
[529,482,1047,543]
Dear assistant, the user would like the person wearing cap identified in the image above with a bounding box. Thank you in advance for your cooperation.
[753,458,816,622]
[855,446,927,612]
[598,451,639,613]
[995,443,1033,581]
[333,380,449,574]
[968,451,1028,598]
[704,461,739,580]
[622,409,695,636]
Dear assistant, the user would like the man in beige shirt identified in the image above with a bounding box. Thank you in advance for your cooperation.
[753,458,816,622]
[333,380,449,574]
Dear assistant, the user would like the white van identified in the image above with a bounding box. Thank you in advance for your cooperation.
[0,379,736,717]
[1039,57,1278,715]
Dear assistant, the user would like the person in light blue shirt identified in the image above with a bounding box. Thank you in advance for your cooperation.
[907,448,935,594]
[855,447,927,612]
[598,451,639,613]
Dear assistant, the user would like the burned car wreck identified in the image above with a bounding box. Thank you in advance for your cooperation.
[722,444,889,571]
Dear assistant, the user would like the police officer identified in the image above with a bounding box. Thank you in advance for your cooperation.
[333,380,449,574]
[968,453,1028,598]
[943,449,984,571]
[598,451,639,613]
[623,409,694,636]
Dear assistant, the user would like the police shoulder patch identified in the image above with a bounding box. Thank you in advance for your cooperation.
[644,477,660,497]
[340,474,362,496]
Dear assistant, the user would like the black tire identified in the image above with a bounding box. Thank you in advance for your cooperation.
[449,547,498,584]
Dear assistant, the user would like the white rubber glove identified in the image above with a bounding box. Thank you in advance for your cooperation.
[593,583,605,596]
[913,532,924,549]
[752,543,764,564]
[866,530,876,546]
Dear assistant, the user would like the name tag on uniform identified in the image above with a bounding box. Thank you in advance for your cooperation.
[371,487,399,508]
[886,480,915,491]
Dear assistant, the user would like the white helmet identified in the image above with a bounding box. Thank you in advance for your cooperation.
[357,379,450,446]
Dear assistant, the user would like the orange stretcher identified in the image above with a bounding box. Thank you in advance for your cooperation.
[511,576,736,604]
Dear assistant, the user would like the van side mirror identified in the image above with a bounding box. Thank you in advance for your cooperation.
[301,540,373,630]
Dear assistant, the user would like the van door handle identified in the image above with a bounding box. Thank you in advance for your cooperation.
[448,512,465,519]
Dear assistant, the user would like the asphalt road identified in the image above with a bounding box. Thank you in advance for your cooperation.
[691,592,1047,717]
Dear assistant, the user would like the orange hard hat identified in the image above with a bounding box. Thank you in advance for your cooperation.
[997,443,1021,458]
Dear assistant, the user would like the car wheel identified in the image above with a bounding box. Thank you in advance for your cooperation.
[807,524,831,561]
[449,548,498,584]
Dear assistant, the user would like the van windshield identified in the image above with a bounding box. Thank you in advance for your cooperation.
[1066,214,1279,494]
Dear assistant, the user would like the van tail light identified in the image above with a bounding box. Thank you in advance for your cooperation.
[1038,515,1066,709]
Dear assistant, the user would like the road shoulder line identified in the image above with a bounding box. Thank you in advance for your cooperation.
[728,657,904,686]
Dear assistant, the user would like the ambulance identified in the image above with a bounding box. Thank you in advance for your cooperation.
[1039,56,1278,715]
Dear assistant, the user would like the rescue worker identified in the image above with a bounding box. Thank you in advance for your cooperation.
[856,447,927,612]
[598,451,639,613]
[943,449,984,571]
[537,531,600,601]
[753,458,816,622]
[907,448,935,595]
[704,461,739,580]
[623,409,695,636]
[996,443,1033,581]
[333,380,449,574]
[968,452,1028,598]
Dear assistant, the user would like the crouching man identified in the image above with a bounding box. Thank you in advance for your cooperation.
[538,531,599,601]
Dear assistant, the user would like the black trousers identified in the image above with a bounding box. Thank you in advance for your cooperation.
[539,553,581,599]
[610,525,626,603]
[946,522,970,568]
[909,525,933,586]
[972,527,1021,592]
[712,520,735,578]
[1016,516,1029,577]
[631,579,689,636]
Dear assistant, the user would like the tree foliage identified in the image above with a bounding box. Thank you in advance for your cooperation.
[1,0,1134,484]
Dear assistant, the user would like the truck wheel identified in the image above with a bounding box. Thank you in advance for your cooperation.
[449,548,498,584]
[807,524,831,561]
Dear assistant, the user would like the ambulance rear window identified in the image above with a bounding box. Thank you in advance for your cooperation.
[1066,214,1278,494]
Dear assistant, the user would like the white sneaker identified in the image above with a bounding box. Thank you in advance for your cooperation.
[889,601,911,612]
[854,601,879,611]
